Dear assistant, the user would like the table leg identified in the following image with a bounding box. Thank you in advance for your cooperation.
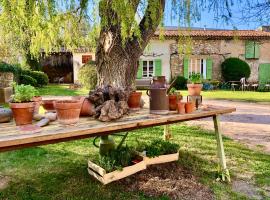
[163,125,172,141]
[213,115,230,182]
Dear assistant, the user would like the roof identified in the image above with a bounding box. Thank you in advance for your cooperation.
[154,28,270,39]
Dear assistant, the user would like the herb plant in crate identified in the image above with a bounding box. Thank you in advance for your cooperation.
[9,84,37,126]
[187,72,203,96]
[136,139,180,166]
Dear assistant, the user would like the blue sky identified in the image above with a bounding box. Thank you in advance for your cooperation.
[163,1,264,30]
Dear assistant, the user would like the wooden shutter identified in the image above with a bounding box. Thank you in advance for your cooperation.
[254,42,260,59]
[245,41,255,59]
[259,63,270,84]
[137,60,143,79]
[206,58,213,80]
[183,57,189,79]
[154,59,162,76]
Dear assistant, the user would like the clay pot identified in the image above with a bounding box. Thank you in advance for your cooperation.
[42,100,56,112]
[177,102,185,114]
[168,95,178,111]
[32,96,42,114]
[54,100,82,125]
[187,84,203,96]
[185,102,195,114]
[72,96,95,116]
[128,92,142,111]
[9,102,34,126]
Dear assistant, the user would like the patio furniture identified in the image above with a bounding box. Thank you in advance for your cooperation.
[251,82,259,91]
[240,77,250,91]
[0,105,235,182]
[228,81,240,91]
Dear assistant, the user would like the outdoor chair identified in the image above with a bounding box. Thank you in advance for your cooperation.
[251,82,259,91]
[240,77,250,91]
[230,82,239,91]
[264,81,270,91]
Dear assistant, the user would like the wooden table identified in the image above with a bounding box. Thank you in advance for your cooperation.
[0,105,235,181]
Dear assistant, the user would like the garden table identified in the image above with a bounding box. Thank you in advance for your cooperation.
[0,105,235,181]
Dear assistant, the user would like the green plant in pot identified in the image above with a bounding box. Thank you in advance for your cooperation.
[168,87,179,111]
[9,84,37,126]
[187,72,203,96]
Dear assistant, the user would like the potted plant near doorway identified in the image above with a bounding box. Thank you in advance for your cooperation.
[187,72,203,96]
[9,84,37,126]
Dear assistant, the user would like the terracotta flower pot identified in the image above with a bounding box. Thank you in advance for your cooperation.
[128,92,142,111]
[32,96,42,114]
[187,84,203,96]
[185,102,195,114]
[10,102,34,126]
[168,95,178,111]
[177,101,185,114]
[72,96,95,116]
[42,100,56,112]
[54,100,82,125]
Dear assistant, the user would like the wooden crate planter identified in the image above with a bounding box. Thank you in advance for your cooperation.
[87,158,146,185]
[140,152,179,166]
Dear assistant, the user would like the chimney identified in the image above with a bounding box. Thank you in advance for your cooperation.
[260,26,270,32]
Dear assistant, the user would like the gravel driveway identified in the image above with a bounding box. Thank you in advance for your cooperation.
[186,99,270,154]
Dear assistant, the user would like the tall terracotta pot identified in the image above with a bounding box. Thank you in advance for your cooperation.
[185,102,195,114]
[128,92,142,111]
[187,84,203,96]
[168,95,178,111]
[42,100,56,112]
[54,100,82,125]
[10,102,34,126]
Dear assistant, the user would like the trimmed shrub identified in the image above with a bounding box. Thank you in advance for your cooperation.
[78,62,97,90]
[20,74,38,87]
[221,57,251,82]
[172,76,187,90]
[21,70,49,87]
[0,61,22,82]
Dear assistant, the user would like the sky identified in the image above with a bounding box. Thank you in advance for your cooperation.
[163,1,265,30]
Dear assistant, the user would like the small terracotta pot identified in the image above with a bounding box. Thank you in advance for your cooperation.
[72,96,95,116]
[185,102,195,114]
[42,100,56,112]
[187,84,203,96]
[54,100,82,125]
[10,102,34,126]
[128,92,142,111]
[168,95,178,111]
[177,101,185,114]
[32,96,42,114]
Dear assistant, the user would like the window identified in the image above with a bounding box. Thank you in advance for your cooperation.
[82,55,92,64]
[245,41,260,59]
[189,58,207,79]
[142,60,154,78]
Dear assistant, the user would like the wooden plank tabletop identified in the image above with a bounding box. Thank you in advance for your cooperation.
[0,105,235,152]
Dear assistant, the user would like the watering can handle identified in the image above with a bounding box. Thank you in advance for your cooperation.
[146,89,150,97]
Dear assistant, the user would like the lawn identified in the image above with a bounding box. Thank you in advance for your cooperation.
[37,84,270,103]
[0,125,269,199]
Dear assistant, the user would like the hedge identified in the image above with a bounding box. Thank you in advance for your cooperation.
[172,76,187,90]
[78,61,97,90]
[20,74,38,87]
[0,61,21,82]
[21,70,49,87]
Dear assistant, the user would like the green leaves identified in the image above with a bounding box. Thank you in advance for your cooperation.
[11,84,38,103]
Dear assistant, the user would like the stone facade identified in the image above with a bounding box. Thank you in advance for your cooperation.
[169,38,270,82]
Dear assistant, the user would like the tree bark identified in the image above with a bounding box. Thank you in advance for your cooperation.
[95,0,165,89]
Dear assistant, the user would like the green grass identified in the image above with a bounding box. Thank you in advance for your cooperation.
[37,85,270,103]
[0,125,269,199]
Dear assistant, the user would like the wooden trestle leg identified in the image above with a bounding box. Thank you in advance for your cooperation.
[163,125,172,141]
[213,115,230,182]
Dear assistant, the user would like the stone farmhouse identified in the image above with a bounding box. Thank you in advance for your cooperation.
[73,27,270,85]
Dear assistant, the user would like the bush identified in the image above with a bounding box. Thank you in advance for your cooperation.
[221,57,251,82]
[172,76,187,90]
[78,61,97,90]
[0,61,22,82]
[11,84,37,103]
[21,70,49,87]
[20,74,37,87]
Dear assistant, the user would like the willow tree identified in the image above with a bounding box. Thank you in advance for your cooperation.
[0,0,244,88]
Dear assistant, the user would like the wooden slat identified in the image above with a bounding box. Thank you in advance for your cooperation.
[0,105,236,152]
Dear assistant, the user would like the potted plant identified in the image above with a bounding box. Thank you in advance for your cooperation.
[187,72,203,96]
[136,139,180,166]
[9,84,37,126]
[54,100,82,125]
[168,87,178,111]
[127,90,142,111]
[88,146,146,185]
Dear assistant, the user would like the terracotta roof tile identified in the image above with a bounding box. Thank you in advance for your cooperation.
[154,29,270,39]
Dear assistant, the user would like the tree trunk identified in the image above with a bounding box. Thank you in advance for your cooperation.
[95,30,141,90]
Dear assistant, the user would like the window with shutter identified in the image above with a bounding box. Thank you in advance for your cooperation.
[245,41,260,59]
[206,58,213,80]
[154,59,162,76]
[183,57,189,79]
[136,60,143,79]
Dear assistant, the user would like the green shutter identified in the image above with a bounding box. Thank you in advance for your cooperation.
[183,57,189,79]
[254,42,260,59]
[154,59,162,76]
[259,63,270,84]
[245,41,255,59]
[137,60,143,79]
[206,58,213,80]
